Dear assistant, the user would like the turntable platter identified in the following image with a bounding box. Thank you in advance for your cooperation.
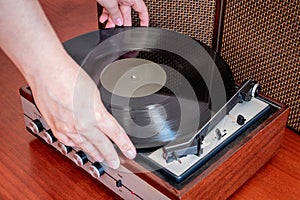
[63,27,235,149]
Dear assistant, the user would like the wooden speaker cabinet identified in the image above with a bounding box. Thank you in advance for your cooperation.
[221,0,299,132]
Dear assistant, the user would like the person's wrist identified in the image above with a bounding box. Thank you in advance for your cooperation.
[25,52,80,95]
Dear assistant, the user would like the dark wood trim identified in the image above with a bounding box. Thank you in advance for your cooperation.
[212,0,227,53]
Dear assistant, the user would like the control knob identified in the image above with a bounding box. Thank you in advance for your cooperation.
[41,130,57,144]
[29,119,43,134]
[236,114,246,125]
[89,162,105,179]
[73,150,88,167]
[58,142,72,155]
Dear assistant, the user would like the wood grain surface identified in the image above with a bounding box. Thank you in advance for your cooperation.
[0,0,299,199]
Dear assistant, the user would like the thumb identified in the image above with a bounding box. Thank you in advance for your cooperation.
[97,0,123,26]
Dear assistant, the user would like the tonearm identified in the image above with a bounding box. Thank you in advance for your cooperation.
[162,79,261,163]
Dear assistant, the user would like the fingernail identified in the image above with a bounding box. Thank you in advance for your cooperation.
[125,150,136,159]
[109,159,120,169]
[115,18,123,26]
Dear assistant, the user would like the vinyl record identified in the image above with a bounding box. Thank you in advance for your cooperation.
[64,27,235,150]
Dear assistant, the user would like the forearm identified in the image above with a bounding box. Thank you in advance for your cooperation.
[0,0,76,86]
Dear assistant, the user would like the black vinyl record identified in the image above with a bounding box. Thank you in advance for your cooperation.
[63,27,235,150]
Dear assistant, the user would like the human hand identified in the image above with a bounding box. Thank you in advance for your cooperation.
[97,0,149,28]
[0,0,137,170]
[29,54,136,169]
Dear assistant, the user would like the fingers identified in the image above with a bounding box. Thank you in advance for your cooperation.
[99,9,109,23]
[97,0,123,26]
[120,5,132,26]
[81,128,121,169]
[55,122,126,170]
[129,0,149,26]
[76,110,134,170]
[106,18,117,29]
[95,106,137,160]
[100,9,118,28]
[97,0,149,27]
[79,138,104,162]
[52,130,77,147]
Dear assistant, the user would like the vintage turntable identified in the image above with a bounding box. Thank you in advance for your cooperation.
[19,27,289,199]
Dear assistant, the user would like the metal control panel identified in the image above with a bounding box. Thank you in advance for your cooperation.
[20,86,169,200]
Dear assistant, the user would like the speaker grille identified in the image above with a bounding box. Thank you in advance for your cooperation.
[221,0,300,132]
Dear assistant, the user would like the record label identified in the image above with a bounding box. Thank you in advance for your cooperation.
[100,58,167,98]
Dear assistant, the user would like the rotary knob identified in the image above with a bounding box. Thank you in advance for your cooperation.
[236,114,246,125]
[29,119,43,134]
[73,150,88,167]
[41,130,57,144]
[58,142,72,155]
[89,162,105,179]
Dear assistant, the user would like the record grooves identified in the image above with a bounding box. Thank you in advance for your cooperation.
[64,27,235,151]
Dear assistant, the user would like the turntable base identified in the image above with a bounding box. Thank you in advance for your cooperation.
[20,84,289,199]
[18,25,291,198]
[123,95,289,199]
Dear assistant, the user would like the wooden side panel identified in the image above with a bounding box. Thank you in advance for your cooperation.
[181,105,289,199]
